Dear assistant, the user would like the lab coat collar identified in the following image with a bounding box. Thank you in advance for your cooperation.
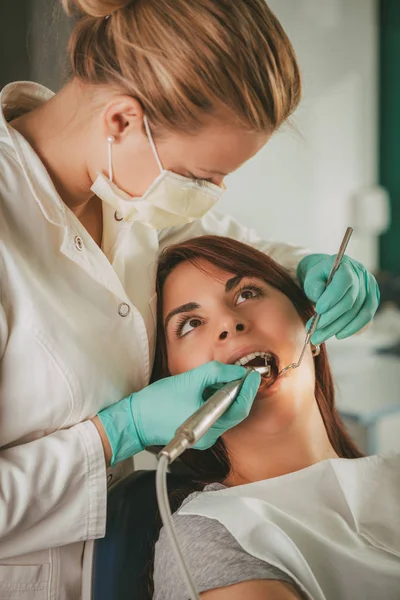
[0,81,68,228]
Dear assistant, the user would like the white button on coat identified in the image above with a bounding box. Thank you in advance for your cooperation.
[74,235,84,251]
[0,81,308,599]
[118,302,131,317]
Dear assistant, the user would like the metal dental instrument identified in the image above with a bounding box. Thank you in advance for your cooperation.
[279,226,354,378]
[158,364,270,464]
[156,362,271,600]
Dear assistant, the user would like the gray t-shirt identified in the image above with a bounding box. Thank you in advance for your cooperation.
[153,483,295,600]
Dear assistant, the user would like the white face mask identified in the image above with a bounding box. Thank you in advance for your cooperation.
[90,116,225,229]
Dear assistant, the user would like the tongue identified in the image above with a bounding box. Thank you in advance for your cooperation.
[246,356,266,367]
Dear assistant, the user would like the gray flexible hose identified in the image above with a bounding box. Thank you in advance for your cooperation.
[155,454,200,600]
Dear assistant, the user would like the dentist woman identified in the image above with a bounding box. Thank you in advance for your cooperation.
[0,0,379,597]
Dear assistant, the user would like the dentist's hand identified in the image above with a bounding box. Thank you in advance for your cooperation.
[297,253,380,345]
[96,361,260,466]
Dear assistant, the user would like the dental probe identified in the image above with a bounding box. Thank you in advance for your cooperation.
[158,364,270,464]
[279,226,354,377]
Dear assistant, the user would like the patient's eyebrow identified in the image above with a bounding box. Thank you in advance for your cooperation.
[225,275,243,292]
[164,302,200,331]
[164,277,242,331]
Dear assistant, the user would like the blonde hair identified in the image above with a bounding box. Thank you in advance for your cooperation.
[62,0,301,133]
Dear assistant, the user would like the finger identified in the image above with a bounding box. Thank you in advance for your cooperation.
[364,270,381,305]
[300,255,334,300]
[202,382,225,401]
[199,361,247,386]
[297,254,327,286]
[336,278,380,340]
[373,275,381,305]
[195,371,261,450]
[228,371,261,422]
[315,262,356,314]
[303,267,331,304]
[314,285,363,332]
[311,290,365,345]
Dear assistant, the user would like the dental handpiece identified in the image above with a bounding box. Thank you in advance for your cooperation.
[279,226,354,377]
[158,365,269,464]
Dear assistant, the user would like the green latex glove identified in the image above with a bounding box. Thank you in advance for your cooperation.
[297,253,380,345]
[98,361,260,466]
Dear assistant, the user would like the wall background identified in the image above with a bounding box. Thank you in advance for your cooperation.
[379,0,400,275]
[0,1,30,88]
[29,0,72,89]
[218,0,380,269]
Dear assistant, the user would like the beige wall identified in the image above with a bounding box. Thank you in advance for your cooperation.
[29,0,72,91]
[219,0,380,269]
[0,1,30,88]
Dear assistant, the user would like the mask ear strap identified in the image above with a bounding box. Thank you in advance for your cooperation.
[107,135,115,182]
[144,115,164,172]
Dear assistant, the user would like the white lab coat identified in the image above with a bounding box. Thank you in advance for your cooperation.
[0,82,308,599]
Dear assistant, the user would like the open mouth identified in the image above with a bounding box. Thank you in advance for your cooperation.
[233,351,279,386]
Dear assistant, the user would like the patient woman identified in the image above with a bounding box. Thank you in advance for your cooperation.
[151,236,400,600]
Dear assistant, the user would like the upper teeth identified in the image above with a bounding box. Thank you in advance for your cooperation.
[234,351,273,366]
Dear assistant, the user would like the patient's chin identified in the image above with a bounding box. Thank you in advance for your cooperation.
[251,371,314,423]
[247,391,308,435]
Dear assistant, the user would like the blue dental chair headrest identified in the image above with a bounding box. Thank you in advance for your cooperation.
[91,469,197,600]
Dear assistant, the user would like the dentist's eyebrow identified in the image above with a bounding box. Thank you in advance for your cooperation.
[164,302,200,331]
[225,275,243,292]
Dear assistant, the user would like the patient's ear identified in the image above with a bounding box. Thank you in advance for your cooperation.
[311,344,321,357]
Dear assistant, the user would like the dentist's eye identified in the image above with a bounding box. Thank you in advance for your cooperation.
[175,316,204,338]
[188,171,213,184]
[236,285,264,305]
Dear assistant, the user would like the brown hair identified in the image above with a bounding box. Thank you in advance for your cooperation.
[61,0,301,133]
[152,235,363,483]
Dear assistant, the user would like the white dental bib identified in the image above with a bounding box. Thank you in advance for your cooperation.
[180,453,400,600]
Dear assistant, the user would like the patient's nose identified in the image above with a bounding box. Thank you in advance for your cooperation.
[219,321,246,340]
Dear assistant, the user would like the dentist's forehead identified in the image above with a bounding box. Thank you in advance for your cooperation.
[157,124,269,177]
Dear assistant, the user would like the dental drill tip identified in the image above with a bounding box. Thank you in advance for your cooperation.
[251,365,272,377]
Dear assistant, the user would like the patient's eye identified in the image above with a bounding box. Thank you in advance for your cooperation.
[236,285,264,305]
[175,317,204,338]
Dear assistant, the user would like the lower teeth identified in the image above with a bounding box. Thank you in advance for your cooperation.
[263,355,279,386]
[263,364,272,378]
